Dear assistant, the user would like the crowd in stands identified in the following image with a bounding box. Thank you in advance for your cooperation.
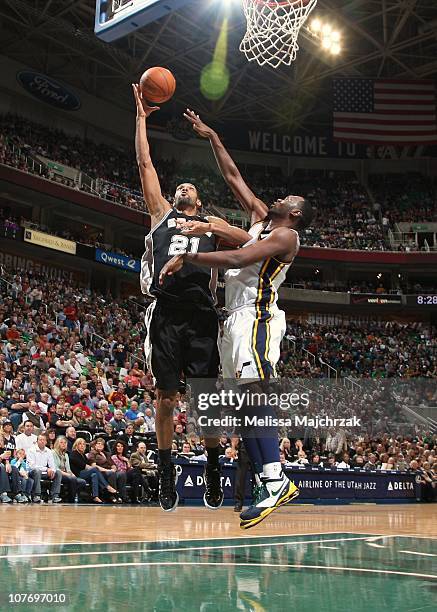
[276,432,436,501]
[0,208,142,260]
[0,264,435,504]
[286,277,437,294]
[1,114,436,252]
[2,206,435,296]
[370,173,436,224]
[281,320,436,379]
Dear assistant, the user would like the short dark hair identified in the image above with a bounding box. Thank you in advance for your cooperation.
[295,198,314,230]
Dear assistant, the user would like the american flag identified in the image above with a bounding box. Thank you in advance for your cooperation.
[333,79,437,144]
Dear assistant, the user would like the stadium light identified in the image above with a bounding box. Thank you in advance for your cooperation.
[200,18,230,100]
[311,18,321,33]
[307,19,343,55]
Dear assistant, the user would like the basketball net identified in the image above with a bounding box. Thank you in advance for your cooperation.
[240,0,318,68]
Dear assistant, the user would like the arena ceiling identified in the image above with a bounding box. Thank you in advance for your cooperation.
[1,0,437,133]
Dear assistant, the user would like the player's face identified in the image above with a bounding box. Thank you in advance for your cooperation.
[174,183,199,211]
[267,195,303,222]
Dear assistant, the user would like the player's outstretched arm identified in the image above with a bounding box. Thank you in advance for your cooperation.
[177,216,251,246]
[133,84,171,225]
[159,228,297,283]
[184,109,268,225]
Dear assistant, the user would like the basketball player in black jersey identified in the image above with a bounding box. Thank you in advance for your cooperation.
[132,84,250,512]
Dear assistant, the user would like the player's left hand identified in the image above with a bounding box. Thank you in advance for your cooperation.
[183,109,215,138]
[177,219,211,236]
[159,255,184,284]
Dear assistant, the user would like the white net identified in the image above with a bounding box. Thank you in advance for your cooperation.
[239,0,318,68]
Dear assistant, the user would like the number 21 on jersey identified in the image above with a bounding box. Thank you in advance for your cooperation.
[168,235,200,256]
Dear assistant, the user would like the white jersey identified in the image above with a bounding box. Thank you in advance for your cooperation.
[224,222,299,312]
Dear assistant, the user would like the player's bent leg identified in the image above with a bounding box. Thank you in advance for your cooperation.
[156,388,179,512]
[238,398,299,529]
[185,309,224,511]
[190,380,224,511]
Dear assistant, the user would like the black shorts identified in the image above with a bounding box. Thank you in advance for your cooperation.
[144,300,219,391]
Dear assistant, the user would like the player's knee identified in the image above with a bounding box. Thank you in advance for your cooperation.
[157,389,178,416]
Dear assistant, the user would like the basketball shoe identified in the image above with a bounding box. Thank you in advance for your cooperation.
[203,464,224,509]
[158,464,179,512]
[239,472,299,530]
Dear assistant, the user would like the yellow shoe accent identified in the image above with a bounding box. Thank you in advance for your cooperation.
[239,481,300,530]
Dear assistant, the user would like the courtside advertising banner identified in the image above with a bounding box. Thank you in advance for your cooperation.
[95,248,140,273]
[23,229,77,255]
[350,293,402,306]
[175,462,420,501]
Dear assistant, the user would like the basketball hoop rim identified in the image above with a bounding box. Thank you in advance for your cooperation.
[250,0,311,7]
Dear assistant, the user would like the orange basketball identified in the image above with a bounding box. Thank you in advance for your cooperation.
[139,67,176,103]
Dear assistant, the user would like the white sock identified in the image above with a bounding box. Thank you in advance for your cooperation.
[263,462,282,480]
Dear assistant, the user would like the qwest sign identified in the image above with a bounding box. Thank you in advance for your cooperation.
[16,71,81,111]
[95,248,140,273]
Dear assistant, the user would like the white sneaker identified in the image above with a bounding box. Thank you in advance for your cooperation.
[240,472,300,530]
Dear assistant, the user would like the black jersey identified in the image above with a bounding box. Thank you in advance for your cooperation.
[140,207,218,307]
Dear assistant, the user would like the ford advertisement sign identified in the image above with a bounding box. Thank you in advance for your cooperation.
[95,248,140,273]
[16,71,81,111]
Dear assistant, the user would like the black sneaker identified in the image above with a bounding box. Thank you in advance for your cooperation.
[203,465,224,510]
[158,464,179,512]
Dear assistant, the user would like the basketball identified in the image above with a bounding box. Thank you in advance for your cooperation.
[139,66,176,103]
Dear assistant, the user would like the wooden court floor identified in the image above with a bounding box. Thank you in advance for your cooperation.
[0,504,436,612]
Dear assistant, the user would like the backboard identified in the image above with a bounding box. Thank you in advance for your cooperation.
[94,0,192,42]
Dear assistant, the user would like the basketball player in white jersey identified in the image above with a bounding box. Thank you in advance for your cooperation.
[160,175,314,529]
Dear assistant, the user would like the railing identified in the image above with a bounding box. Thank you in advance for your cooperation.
[127,351,146,368]
[344,376,362,392]
[204,204,227,220]
[387,228,396,249]
[1,140,145,214]
[320,360,338,380]
[391,225,419,250]
[96,178,145,209]
[213,206,250,229]
[128,297,149,313]
[282,335,339,380]
[0,274,13,289]
[90,332,106,346]
[416,237,436,251]
[400,405,437,434]
[8,143,46,176]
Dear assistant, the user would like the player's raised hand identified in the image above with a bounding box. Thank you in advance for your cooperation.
[183,109,215,138]
[132,84,160,118]
[177,219,211,236]
[159,255,184,284]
